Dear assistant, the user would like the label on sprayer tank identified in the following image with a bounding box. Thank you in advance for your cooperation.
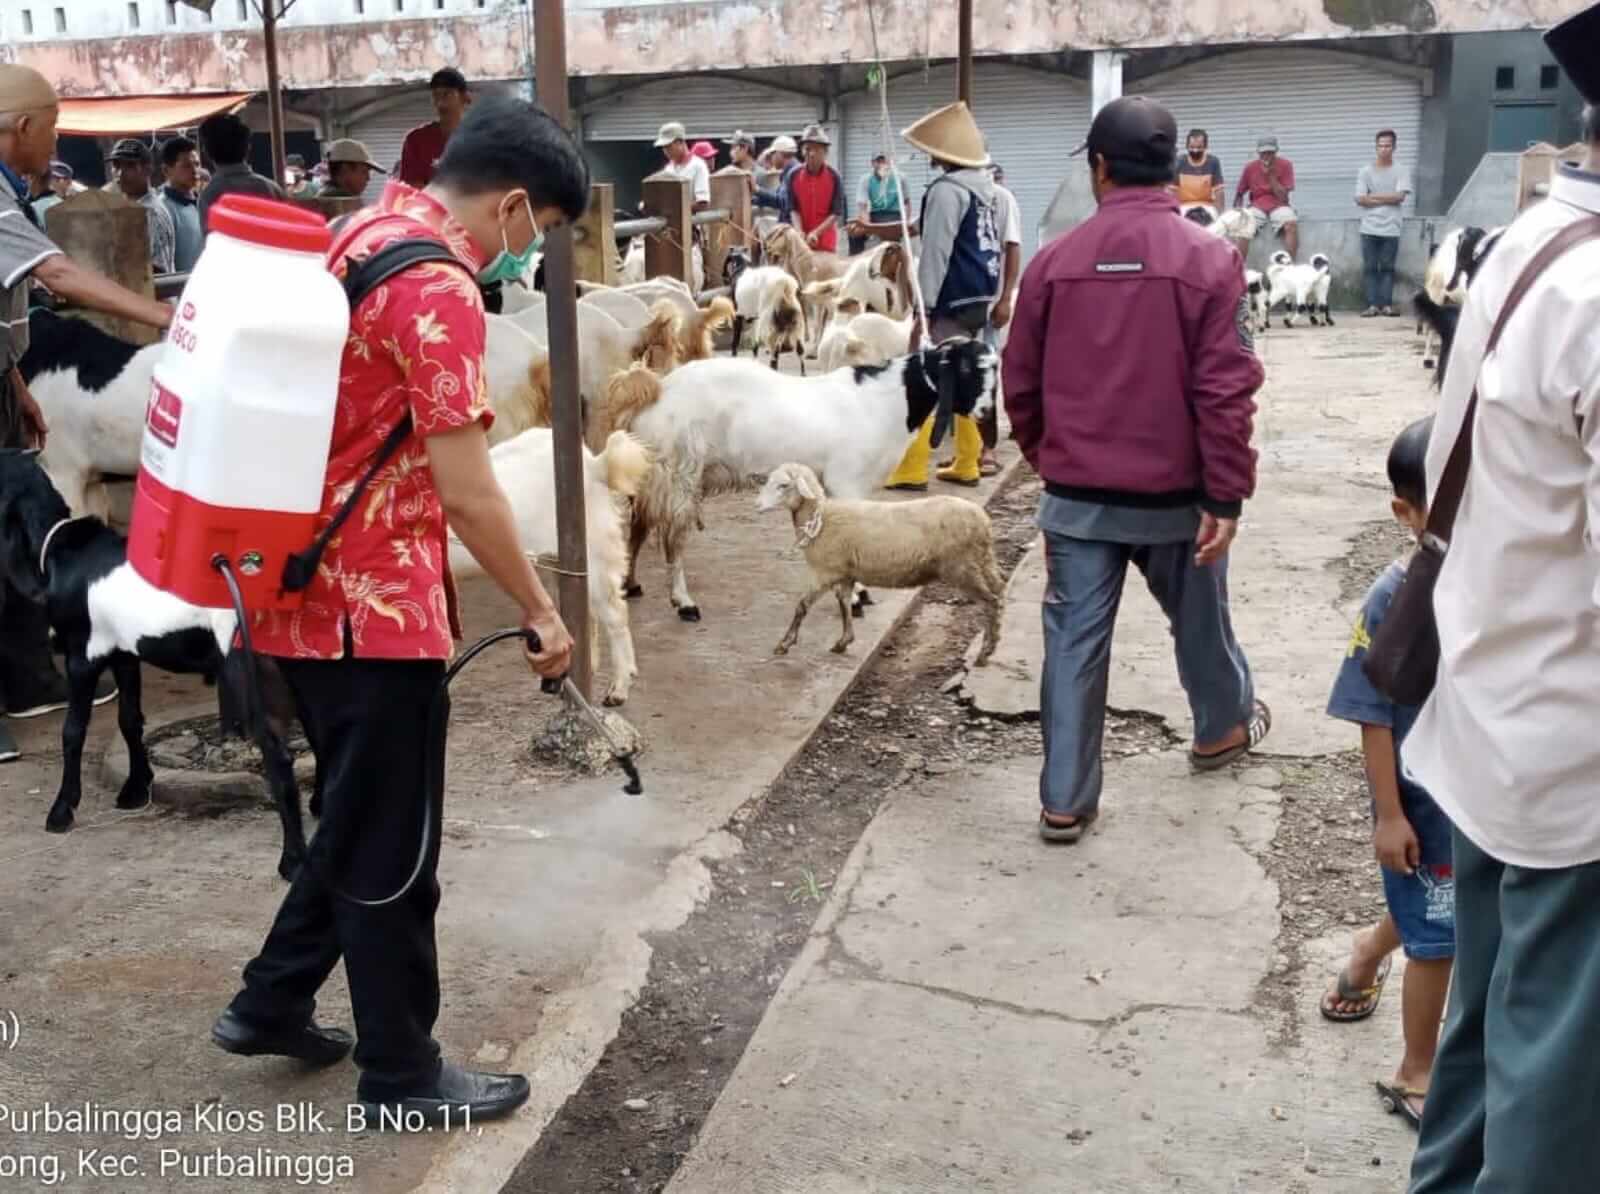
[141,380,183,480]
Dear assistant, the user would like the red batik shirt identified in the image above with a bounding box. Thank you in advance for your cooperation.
[250,182,493,661]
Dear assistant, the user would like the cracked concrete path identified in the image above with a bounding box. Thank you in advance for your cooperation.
[668,322,1437,1192]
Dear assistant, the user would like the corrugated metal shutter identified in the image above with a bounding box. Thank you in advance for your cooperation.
[1130,50,1424,220]
[841,62,1089,259]
[582,76,820,141]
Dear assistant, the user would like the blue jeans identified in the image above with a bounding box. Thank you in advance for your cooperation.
[1362,233,1400,309]
[1039,533,1254,818]
[1409,828,1600,1192]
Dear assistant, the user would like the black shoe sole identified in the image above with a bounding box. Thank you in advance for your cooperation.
[353,1088,530,1131]
[210,1026,353,1068]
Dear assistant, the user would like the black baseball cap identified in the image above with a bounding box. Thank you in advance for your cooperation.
[429,67,469,93]
[1545,0,1600,104]
[1072,96,1178,171]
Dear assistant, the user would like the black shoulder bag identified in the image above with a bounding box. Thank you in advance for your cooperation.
[1362,215,1600,705]
[279,237,462,594]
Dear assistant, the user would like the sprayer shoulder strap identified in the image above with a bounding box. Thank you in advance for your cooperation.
[280,238,466,595]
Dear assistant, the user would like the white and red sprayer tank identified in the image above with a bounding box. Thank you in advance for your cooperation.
[128,195,350,611]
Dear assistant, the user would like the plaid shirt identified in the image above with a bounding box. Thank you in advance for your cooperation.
[249,182,493,661]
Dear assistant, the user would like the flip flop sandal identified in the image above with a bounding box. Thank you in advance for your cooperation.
[1319,955,1392,1022]
[1038,811,1096,844]
[1375,1080,1425,1130]
[1190,700,1272,772]
[979,459,1001,477]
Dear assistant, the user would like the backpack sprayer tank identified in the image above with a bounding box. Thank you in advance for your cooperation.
[127,195,350,611]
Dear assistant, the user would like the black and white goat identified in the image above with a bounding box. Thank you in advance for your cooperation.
[17,309,154,519]
[1267,251,1334,327]
[604,339,999,621]
[1416,224,1503,368]
[0,451,305,878]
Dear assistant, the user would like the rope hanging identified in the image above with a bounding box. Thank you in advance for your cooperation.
[864,0,931,332]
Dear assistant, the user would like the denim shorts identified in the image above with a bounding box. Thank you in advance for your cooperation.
[1377,788,1456,961]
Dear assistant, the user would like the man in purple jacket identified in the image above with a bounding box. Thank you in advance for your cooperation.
[1003,96,1271,843]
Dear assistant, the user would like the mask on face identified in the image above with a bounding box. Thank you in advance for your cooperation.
[478,194,543,286]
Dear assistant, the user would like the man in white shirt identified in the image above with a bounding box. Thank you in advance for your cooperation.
[652,121,710,211]
[1404,6,1600,1188]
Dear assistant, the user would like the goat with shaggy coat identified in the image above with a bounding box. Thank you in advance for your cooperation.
[0,451,307,877]
[447,428,651,706]
[764,224,849,355]
[605,339,998,621]
[732,265,807,371]
[758,462,1003,661]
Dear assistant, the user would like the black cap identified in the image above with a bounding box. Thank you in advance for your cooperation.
[1073,96,1178,171]
[108,138,152,164]
[429,67,469,93]
[1546,1,1600,105]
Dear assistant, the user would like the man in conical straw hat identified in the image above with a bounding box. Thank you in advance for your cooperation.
[0,63,173,760]
[884,100,1002,491]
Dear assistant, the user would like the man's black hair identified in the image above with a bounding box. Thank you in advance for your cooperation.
[1187,128,1209,145]
[1100,154,1177,187]
[432,96,590,221]
[1376,128,1398,144]
[430,68,469,94]
[160,135,196,169]
[199,114,252,167]
[1387,415,1433,509]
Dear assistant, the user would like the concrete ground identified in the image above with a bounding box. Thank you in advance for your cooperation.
[668,318,1438,1193]
[0,417,1015,1189]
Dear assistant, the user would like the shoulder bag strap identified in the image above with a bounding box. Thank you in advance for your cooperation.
[1425,215,1600,544]
[280,238,465,594]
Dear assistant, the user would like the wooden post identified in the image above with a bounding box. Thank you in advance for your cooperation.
[261,2,288,188]
[641,172,692,289]
[706,168,751,295]
[533,0,593,699]
[957,0,974,108]
[574,182,617,286]
[44,191,158,345]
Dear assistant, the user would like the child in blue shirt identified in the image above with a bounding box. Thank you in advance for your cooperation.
[1320,415,1454,1131]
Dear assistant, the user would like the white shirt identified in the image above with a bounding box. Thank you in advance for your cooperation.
[995,183,1022,251]
[1403,164,1600,869]
[660,155,711,206]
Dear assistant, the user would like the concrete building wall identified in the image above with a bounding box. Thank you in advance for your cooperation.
[0,0,1587,96]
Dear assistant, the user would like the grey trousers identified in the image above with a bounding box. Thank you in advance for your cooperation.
[1409,826,1600,1193]
[1039,532,1253,818]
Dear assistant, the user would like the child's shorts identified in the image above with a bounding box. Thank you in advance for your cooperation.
[1379,788,1456,960]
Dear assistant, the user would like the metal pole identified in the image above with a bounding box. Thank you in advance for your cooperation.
[957,0,974,108]
[261,2,288,187]
[533,0,593,699]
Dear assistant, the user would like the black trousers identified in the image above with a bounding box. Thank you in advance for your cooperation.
[229,652,448,1096]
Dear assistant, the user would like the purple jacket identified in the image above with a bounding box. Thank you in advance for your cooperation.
[1002,187,1262,518]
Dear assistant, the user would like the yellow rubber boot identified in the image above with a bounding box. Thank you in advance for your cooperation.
[884,417,934,490]
[935,415,983,487]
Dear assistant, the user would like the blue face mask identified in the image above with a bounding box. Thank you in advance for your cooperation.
[478,195,543,285]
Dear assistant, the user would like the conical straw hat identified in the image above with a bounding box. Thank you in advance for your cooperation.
[901,101,989,170]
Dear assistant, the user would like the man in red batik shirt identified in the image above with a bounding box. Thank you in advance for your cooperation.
[211,96,589,1129]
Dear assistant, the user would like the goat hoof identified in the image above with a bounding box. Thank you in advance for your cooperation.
[115,777,152,810]
[851,601,866,619]
[45,803,75,834]
[773,643,791,656]
[602,690,627,708]
[830,642,850,655]
[623,583,644,600]
[677,605,702,623]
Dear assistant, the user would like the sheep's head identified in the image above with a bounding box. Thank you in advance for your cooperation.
[1310,253,1331,274]
[1268,250,1293,270]
[757,463,825,513]
[902,338,999,448]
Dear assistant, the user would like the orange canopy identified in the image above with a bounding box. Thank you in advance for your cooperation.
[56,93,252,137]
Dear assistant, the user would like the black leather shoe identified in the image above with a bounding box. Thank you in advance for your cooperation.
[356,1061,530,1129]
[210,1009,354,1067]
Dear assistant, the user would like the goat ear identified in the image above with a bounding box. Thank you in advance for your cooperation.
[794,469,823,502]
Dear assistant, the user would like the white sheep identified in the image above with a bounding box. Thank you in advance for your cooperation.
[1268,251,1333,327]
[619,280,700,325]
[604,338,998,622]
[757,462,1003,662]
[448,427,652,706]
[619,238,705,293]
[579,287,652,331]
